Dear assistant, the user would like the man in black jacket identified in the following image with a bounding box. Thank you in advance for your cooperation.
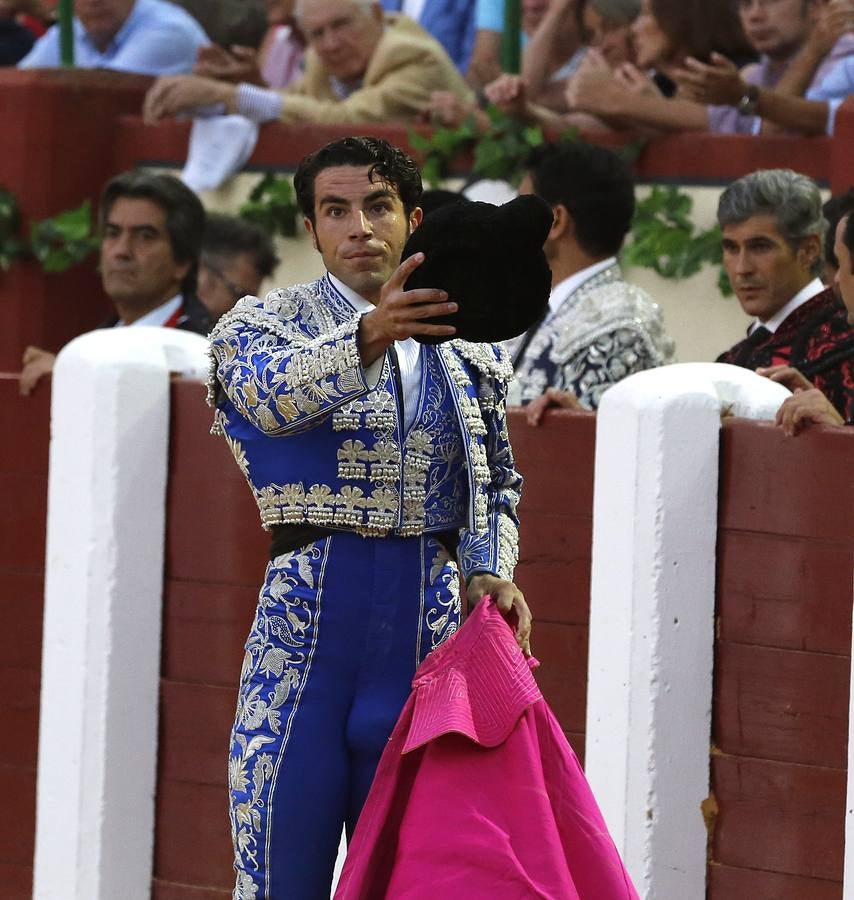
[20,171,211,395]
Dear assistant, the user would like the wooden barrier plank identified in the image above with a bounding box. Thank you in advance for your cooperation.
[0,474,48,572]
[0,570,43,671]
[714,642,849,768]
[0,764,35,866]
[0,667,39,770]
[158,681,235,787]
[708,864,841,899]
[0,862,33,900]
[719,420,854,541]
[515,511,592,625]
[711,754,845,881]
[152,880,231,900]
[153,780,234,889]
[166,381,268,587]
[162,581,257,686]
[508,409,596,516]
[717,531,853,654]
[530,620,589,739]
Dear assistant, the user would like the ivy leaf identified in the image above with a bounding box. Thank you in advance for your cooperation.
[30,200,99,273]
[240,173,298,237]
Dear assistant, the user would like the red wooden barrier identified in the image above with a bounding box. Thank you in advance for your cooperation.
[0,376,50,898]
[3,370,853,897]
[708,419,854,899]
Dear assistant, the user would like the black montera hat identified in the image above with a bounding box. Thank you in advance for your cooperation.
[401,194,553,344]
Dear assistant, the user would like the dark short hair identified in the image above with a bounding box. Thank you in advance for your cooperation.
[525,141,635,257]
[650,0,750,63]
[100,171,206,294]
[202,213,280,279]
[293,136,423,224]
[823,187,854,271]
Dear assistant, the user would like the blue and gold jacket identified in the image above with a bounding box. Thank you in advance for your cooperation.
[207,276,521,582]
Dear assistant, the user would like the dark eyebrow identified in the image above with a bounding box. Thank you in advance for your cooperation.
[318,194,350,208]
[364,189,396,204]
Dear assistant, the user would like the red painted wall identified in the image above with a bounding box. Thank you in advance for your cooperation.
[708,419,854,899]
[2,375,852,896]
[0,376,50,898]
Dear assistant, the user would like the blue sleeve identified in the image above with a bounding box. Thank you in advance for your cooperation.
[16,27,60,68]
[807,57,854,101]
[108,23,208,75]
[475,0,504,32]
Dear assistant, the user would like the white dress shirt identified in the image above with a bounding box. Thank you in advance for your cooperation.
[114,294,182,327]
[328,274,423,432]
[750,277,826,335]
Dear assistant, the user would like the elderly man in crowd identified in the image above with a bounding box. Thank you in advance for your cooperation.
[143,0,473,125]
[18,0,209,75]
[716,168,854,425]
[20,171,210,396]
[197,213,280,324]
[510,141,674,420]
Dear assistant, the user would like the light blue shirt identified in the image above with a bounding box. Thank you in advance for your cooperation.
[806,56,854,135]
[18,0,209,76]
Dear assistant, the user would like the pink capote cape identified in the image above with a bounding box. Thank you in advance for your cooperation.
[334,599,639,900]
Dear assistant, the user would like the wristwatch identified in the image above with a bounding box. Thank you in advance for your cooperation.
[736,84,760,116]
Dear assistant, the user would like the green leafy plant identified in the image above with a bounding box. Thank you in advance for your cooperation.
[30,200,100,273]
[0,187,26,270]
[409,118,731,294]
[622,185,732,295]
[239,172,299,237]
[409,107,577,188]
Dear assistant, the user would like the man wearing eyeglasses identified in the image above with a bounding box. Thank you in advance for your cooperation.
[197,213,280,324]
[142,0,473,125]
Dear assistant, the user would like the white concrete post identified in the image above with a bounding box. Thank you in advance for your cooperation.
[584,363,789,899]
[32,328,208,900]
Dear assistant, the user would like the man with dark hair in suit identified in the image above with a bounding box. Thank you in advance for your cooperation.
[715,168,854,424]
[511,140,674,418]
[20,171,211,395]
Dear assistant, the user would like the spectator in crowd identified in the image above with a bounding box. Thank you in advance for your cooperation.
[565,0,854,134]
[675,0,854,135]
[381,0,478,71]
[0,0,47,64]
[480,0,638,131]
[823,186,854,283]
[142,0,473,125]
[773,212,854,432]
[18,0,210,75]
[192,0,305,90]
[466,0,561,89]
[197,213,279,323]
[509,141,675,415]
[429,0,583,126]
[563,0,756,132]
[19,171,210,396]
[715,169,854,425]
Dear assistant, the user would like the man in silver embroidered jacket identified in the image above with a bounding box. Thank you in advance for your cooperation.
[508,141,675,414]
[207,136,530,900]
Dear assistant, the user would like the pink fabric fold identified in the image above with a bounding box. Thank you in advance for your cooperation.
[334,600,640,900]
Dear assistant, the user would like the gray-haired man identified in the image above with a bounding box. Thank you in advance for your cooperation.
[716,168,854,423]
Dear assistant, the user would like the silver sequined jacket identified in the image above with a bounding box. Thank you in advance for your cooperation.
[207,277,522,583]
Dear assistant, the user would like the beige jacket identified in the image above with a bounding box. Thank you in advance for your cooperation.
[281,13,472,123]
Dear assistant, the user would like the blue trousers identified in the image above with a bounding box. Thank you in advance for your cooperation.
[228,532,462,900]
